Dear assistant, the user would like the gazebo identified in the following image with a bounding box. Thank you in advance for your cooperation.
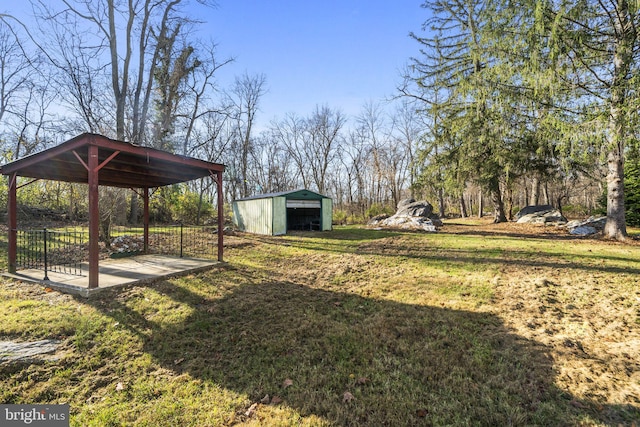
[0,133,225,291]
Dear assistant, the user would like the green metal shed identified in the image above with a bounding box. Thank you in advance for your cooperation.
[232,189,333,235]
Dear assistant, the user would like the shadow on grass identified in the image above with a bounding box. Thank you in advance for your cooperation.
[94,268,638,426]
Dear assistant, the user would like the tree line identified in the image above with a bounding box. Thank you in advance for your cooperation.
[401,0,639,240]
[0,0,638,240]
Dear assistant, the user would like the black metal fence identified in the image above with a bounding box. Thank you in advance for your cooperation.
[16,228,88,277]
[15,224,218,277]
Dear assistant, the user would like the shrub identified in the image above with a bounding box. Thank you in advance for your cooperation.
[333,209,348,225]
[365,203,393,219]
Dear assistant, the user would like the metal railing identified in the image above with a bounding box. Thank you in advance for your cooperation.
[14,224,218,278]
[16,228,88,278]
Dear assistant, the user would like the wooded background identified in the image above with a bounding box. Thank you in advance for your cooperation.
[0,1,638,238]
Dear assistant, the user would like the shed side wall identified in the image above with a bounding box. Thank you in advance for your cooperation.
[233,198,273,235]
[322,198,333,231]
[272,196,287,235]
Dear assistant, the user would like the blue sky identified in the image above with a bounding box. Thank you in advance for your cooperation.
[6,1,427,130]
[192,1,426,127]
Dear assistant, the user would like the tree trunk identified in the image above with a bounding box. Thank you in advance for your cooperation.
[477,190,483,218]
[543,183,549,205]
[604,140,627,239]
[488,177,507,223]
[438,187,445,218]
[129,192,139,225]
[529,176,540,206]
[556,194,565,215]
[68,185,75,221]
[603,0,632,240]
[459,195,468,218]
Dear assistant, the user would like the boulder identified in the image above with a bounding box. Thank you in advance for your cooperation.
[370,215,439,232]
[514,205,555,220]
[396,198,435,218]
[515,205,567,225]
[565,216,606,236]
[569,226,598,236]
[368,199,441,232]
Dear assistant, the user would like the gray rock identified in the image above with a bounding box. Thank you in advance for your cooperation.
[369,200,441,232]
[370,215,437,232]
[397,198,416,209]
[514,205,555,220]
[565,220,583,229]
[370,214,390,222]
[580,216,606,230]
[396,200,434,218]
[569,226,598,236]
[0,339,62,363]
[515,205,567,225]
[564,216,606,236]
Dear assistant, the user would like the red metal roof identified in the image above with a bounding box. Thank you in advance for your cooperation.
[0,133,224,188]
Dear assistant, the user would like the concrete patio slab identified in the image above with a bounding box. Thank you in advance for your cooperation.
[2,254,219,297]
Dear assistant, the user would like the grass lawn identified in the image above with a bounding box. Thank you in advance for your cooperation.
[0,219,638,426]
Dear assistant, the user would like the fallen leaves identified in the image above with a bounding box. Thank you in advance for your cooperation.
[244,378,293,419]
[342,391,354,403]
[259,394,283,405]
[244,394,284,419]
[245,402,258,418]
[270,396,283,405]
[355,376,370,386]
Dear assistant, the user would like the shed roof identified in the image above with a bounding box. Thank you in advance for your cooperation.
[0,133,224,188]
[236,189,329,202]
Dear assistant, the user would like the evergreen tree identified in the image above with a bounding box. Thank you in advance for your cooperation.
[535,0,640,240]
[407,0,511,222]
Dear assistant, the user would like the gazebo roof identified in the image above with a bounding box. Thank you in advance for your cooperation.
[0,133,224,188]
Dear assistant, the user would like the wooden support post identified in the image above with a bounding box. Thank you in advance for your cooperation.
[216,170,224,262]
[88,145,99,289]
[7,173,17,273]
[143,187,149,253]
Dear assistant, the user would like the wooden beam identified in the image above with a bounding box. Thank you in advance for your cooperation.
[216,170,224,262]
[72,150,90,171]
[88,145,99,289]
[7,173,17,273]
[96,150,121,171]
[143,187,149,254]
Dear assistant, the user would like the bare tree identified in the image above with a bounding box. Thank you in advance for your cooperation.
[179,42,233,156]
[304,105,345,194]
[390,100,422,199]
[339,127,370,219]
[271,113,310,189]
[227,72,266,198]
[0,24,32,127]
[30,0,214,142]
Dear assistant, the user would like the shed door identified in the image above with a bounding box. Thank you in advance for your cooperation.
[286,199,321,231]
[286,200,321,209]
